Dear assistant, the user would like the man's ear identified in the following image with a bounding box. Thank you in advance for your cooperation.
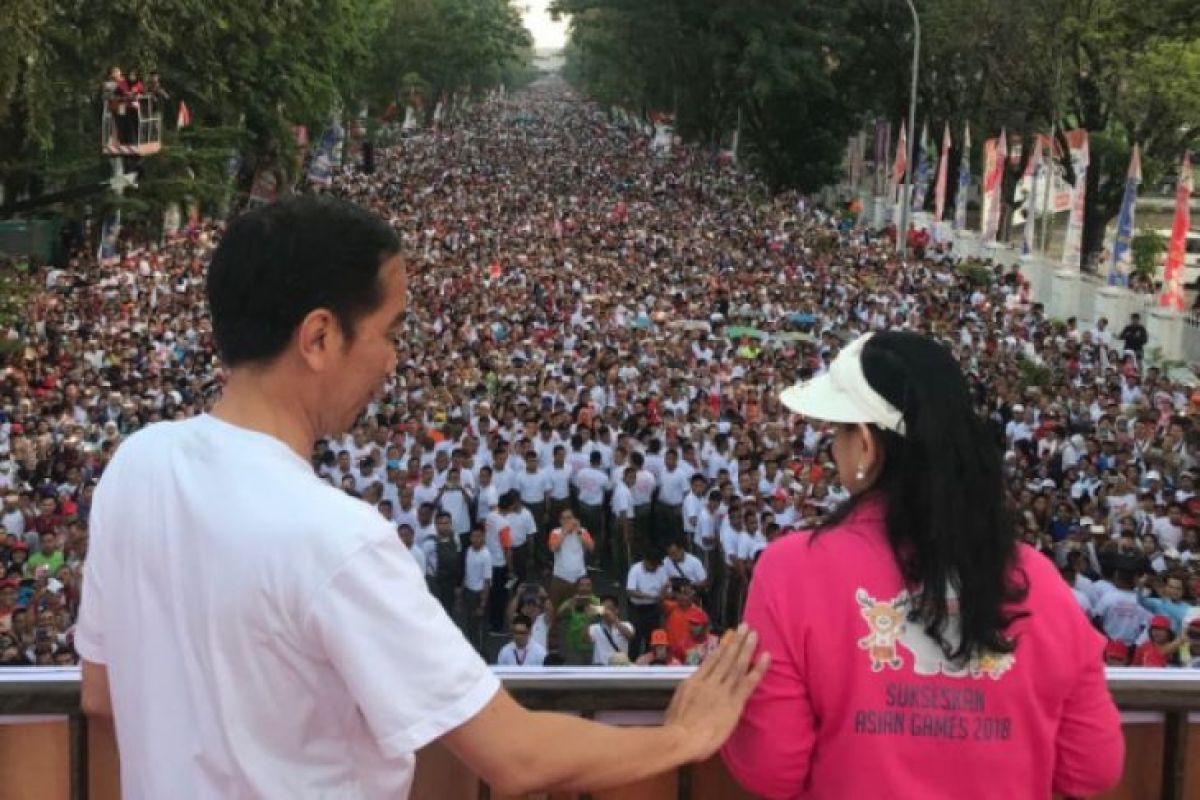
[296,309,339,371]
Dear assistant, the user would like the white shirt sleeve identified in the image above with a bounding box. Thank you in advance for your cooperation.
[306,539,500,757]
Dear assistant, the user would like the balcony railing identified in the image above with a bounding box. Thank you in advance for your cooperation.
[0,667,1196,799]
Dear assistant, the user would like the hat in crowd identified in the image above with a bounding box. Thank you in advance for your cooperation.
[1146,470,1162,482]
[780,333,905,435]
[1149,615,1173,632]
[649,629,670,647]
[1090,525,1107,536]
[1103,640,1130,661]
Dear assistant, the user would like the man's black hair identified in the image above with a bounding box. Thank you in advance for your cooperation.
[207,196,401,366]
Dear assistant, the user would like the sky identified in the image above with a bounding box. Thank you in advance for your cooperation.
[521,0,568,51]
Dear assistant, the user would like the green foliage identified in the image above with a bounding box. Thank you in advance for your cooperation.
[556,0,862,192]
[0,0,531,221]
[957,260,994,288]
[1131,229,1167,279]
[1017,359,1054,395]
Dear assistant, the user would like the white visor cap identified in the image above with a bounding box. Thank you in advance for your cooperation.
[780,332,907,435]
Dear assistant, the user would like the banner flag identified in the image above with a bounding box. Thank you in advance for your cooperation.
[1060,129,1091,269]
[912,122,932,210]
[1108,145,1142,287]
[954,123,971,231]
[982,129,1006,245]
[1015,136,1043,255]
[1160,152,1192,311]
[933,123,951,224]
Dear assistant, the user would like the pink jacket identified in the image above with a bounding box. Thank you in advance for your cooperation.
[722,499,1123,799]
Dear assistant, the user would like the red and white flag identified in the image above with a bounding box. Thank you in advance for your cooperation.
[1160,152,1193,311]
[933,122,951,223]
[176,101,192,130]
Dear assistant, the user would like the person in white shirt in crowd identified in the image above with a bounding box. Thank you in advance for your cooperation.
[610,465,636,575]
[571,451,610,562]
[474,465,500,523]
[482,491,514,634]
[516,449,551,539]
[682,474,709,550]
[496,614,547,667]
[629,451,657,556]
[664,539,708,594]
[462,525,493,654]
[547,507,596,611]
[1093,557,1152,645]
[655,448,691,547]
[508,584,553,652]
[588,595,635,666]
[626,550,670,659]
[543,445,574,569]
[399,524,426,577]
[436,465,474,543]
[507,492,541,583]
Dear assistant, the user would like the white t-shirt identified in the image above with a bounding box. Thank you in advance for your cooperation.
[626,562,669,606]
[496,641,547,667]
[76,415,499,799]
[588,621,631,665]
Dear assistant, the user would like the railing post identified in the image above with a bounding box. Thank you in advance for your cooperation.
[69,712,89,800]
[1163,709,1188,800]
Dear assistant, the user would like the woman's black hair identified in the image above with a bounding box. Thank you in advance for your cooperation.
[816,331,1029,664]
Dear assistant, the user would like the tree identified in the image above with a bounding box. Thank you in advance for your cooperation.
[556,0,865,192]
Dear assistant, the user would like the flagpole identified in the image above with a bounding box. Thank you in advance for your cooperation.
[898,0,920,260]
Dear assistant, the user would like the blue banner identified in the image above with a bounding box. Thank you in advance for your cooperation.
[1108,146,1141,287]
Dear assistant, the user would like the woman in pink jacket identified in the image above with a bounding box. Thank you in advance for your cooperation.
[722,331,1124,799]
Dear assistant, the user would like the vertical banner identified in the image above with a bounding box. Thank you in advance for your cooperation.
[1109,145,1142,287]
[1160,152,1193,311]
[891,122,908,229]
[874,119,891,197]
[1060,129,1091,269]
[1015,136,1042,256]
[933,122,951,225]
[954,123,971,231]
[980,137,997,242]
[97,213,120,266]
[982,129,1006,245]
[911,121,931,211]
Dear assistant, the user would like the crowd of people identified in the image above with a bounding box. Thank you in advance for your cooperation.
[2,75,1199,670]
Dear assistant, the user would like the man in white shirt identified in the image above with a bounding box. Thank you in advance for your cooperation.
[626,551,670,659]
[630,452,657,557]
[544,446,573,569]
[548,508,596,610]
[78,197,765,800]
[461,526,493,653]
[655,449,691,547]
[571,452,610,562]
[664,539,708,593]
[587,596,635,665]
[682,474,709,548]
[516,450,551,539]
[496,614,547,667]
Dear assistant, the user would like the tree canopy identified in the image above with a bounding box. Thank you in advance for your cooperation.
[0,0,532,217]
[557,0,1199,263]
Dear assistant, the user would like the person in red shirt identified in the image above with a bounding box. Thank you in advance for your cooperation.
[634,629,681,666]
[1132,616,1182,667]
[661,580,702,661]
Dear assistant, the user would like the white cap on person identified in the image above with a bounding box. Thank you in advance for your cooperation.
[779,332,906,436]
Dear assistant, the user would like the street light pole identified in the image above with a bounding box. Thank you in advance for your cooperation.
[897,0,920,261]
